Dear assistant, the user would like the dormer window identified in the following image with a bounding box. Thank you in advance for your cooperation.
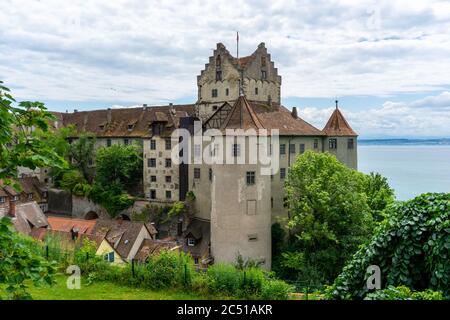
[127,124,134,131]
[187,238,195,246]
[99,124,105,131]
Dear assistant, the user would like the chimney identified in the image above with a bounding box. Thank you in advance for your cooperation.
[70,227,79,240]
[74,109,78,113]
[177,219,183,237]
[291,107,298,119]
[107,108,112,123]
[143,103,148,110]
[9,201,16,217]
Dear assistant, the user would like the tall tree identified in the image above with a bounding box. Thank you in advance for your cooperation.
[282,151,374,286]
[0,81,62,298]
[95,144,143,193]
[68,132,96,182]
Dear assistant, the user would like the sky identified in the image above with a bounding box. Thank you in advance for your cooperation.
[1,0,450,138]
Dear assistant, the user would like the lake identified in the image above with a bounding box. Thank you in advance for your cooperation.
[358,145,450,200]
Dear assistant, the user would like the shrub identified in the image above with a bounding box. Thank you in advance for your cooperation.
[327,193,450,299]
[261,279,294,300]
[364,285,444,300]
[206,263,241,294]
[240,268,265,298]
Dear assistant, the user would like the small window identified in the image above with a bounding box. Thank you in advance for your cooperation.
[165,158,172,168]
[194,168,201,179]
[209,168,213,181]
[271,197,274,208]
[150,175,157,182]
[150,139,156,150]
[194,257,199,264]
[124,138,129,145]
[300,144,305,154]
[348,138,354,149]
[283,197,288,208]
[246,171,255,185]
[289,144,296,153]
[248,234,258,242]
[212,89,218,98]
[280,168,286,180]
[28,193,33,200]
[280,144,286,155]
[148,158,156,167]
[212,105,218,111]
[107,139,112,147]
[187,238,195,246]
[99,124,105,131]
[128,124,134,131]
[261,70,267,79]
[261,56,266,67]
[104,252,114,263]
[150,190,156,199]
[314,139,318,149]
[165,176,172,183]
[255,87,259,95]
[329,138,337,150]
[216,70,222,81]
[0,197,5,204]
[13,195,19,202]
[165,138,171,150]
[225,88,229,96]
[216,55,221,66]
[165,190,172,199]
[232,144,240,157]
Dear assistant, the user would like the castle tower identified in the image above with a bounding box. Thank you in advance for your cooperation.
[323,101,358,169]
[196,42,282,120]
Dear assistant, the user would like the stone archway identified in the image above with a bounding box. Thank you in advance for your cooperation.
[119,213,131,221]
[84,211,99,220]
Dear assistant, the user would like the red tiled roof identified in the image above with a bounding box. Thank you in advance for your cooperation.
[323,108,357,136]
[47,216,97,234]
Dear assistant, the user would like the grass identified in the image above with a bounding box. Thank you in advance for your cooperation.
[22,274,205,300]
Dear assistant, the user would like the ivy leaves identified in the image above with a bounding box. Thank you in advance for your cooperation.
[326,193,450,299]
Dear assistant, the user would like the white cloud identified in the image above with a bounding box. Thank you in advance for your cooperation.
[1,0,450,121]
[298,91,450,137]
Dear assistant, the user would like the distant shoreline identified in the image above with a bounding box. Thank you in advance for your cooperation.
[359,138,450,146]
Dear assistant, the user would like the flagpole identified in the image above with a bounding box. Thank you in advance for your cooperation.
[236,31,239,59]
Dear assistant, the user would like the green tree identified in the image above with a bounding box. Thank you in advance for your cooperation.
[95,144,142,193]
[282,151,373,286]
[0,81,67,185]
[0,81,66,299]
[363,172,395,222]
[68,132,96,182]
[326,193,449,300]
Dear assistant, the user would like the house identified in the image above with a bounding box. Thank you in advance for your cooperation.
[11,201,49,236]
[134,238,180,263]
[92,219,157,263]
[181,218,212,268]
[46,216,97,238]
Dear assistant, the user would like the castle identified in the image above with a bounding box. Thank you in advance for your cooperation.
[38,42,357,270]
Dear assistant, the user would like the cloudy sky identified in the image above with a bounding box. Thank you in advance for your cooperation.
[1,0,450,138]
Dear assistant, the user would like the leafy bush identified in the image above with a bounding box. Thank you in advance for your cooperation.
[364,285,444,300]
[261,279,294,300]
[240,268,265,297]
[206,263,241,294]
[327,193,449,299]
[0,218,56,299]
